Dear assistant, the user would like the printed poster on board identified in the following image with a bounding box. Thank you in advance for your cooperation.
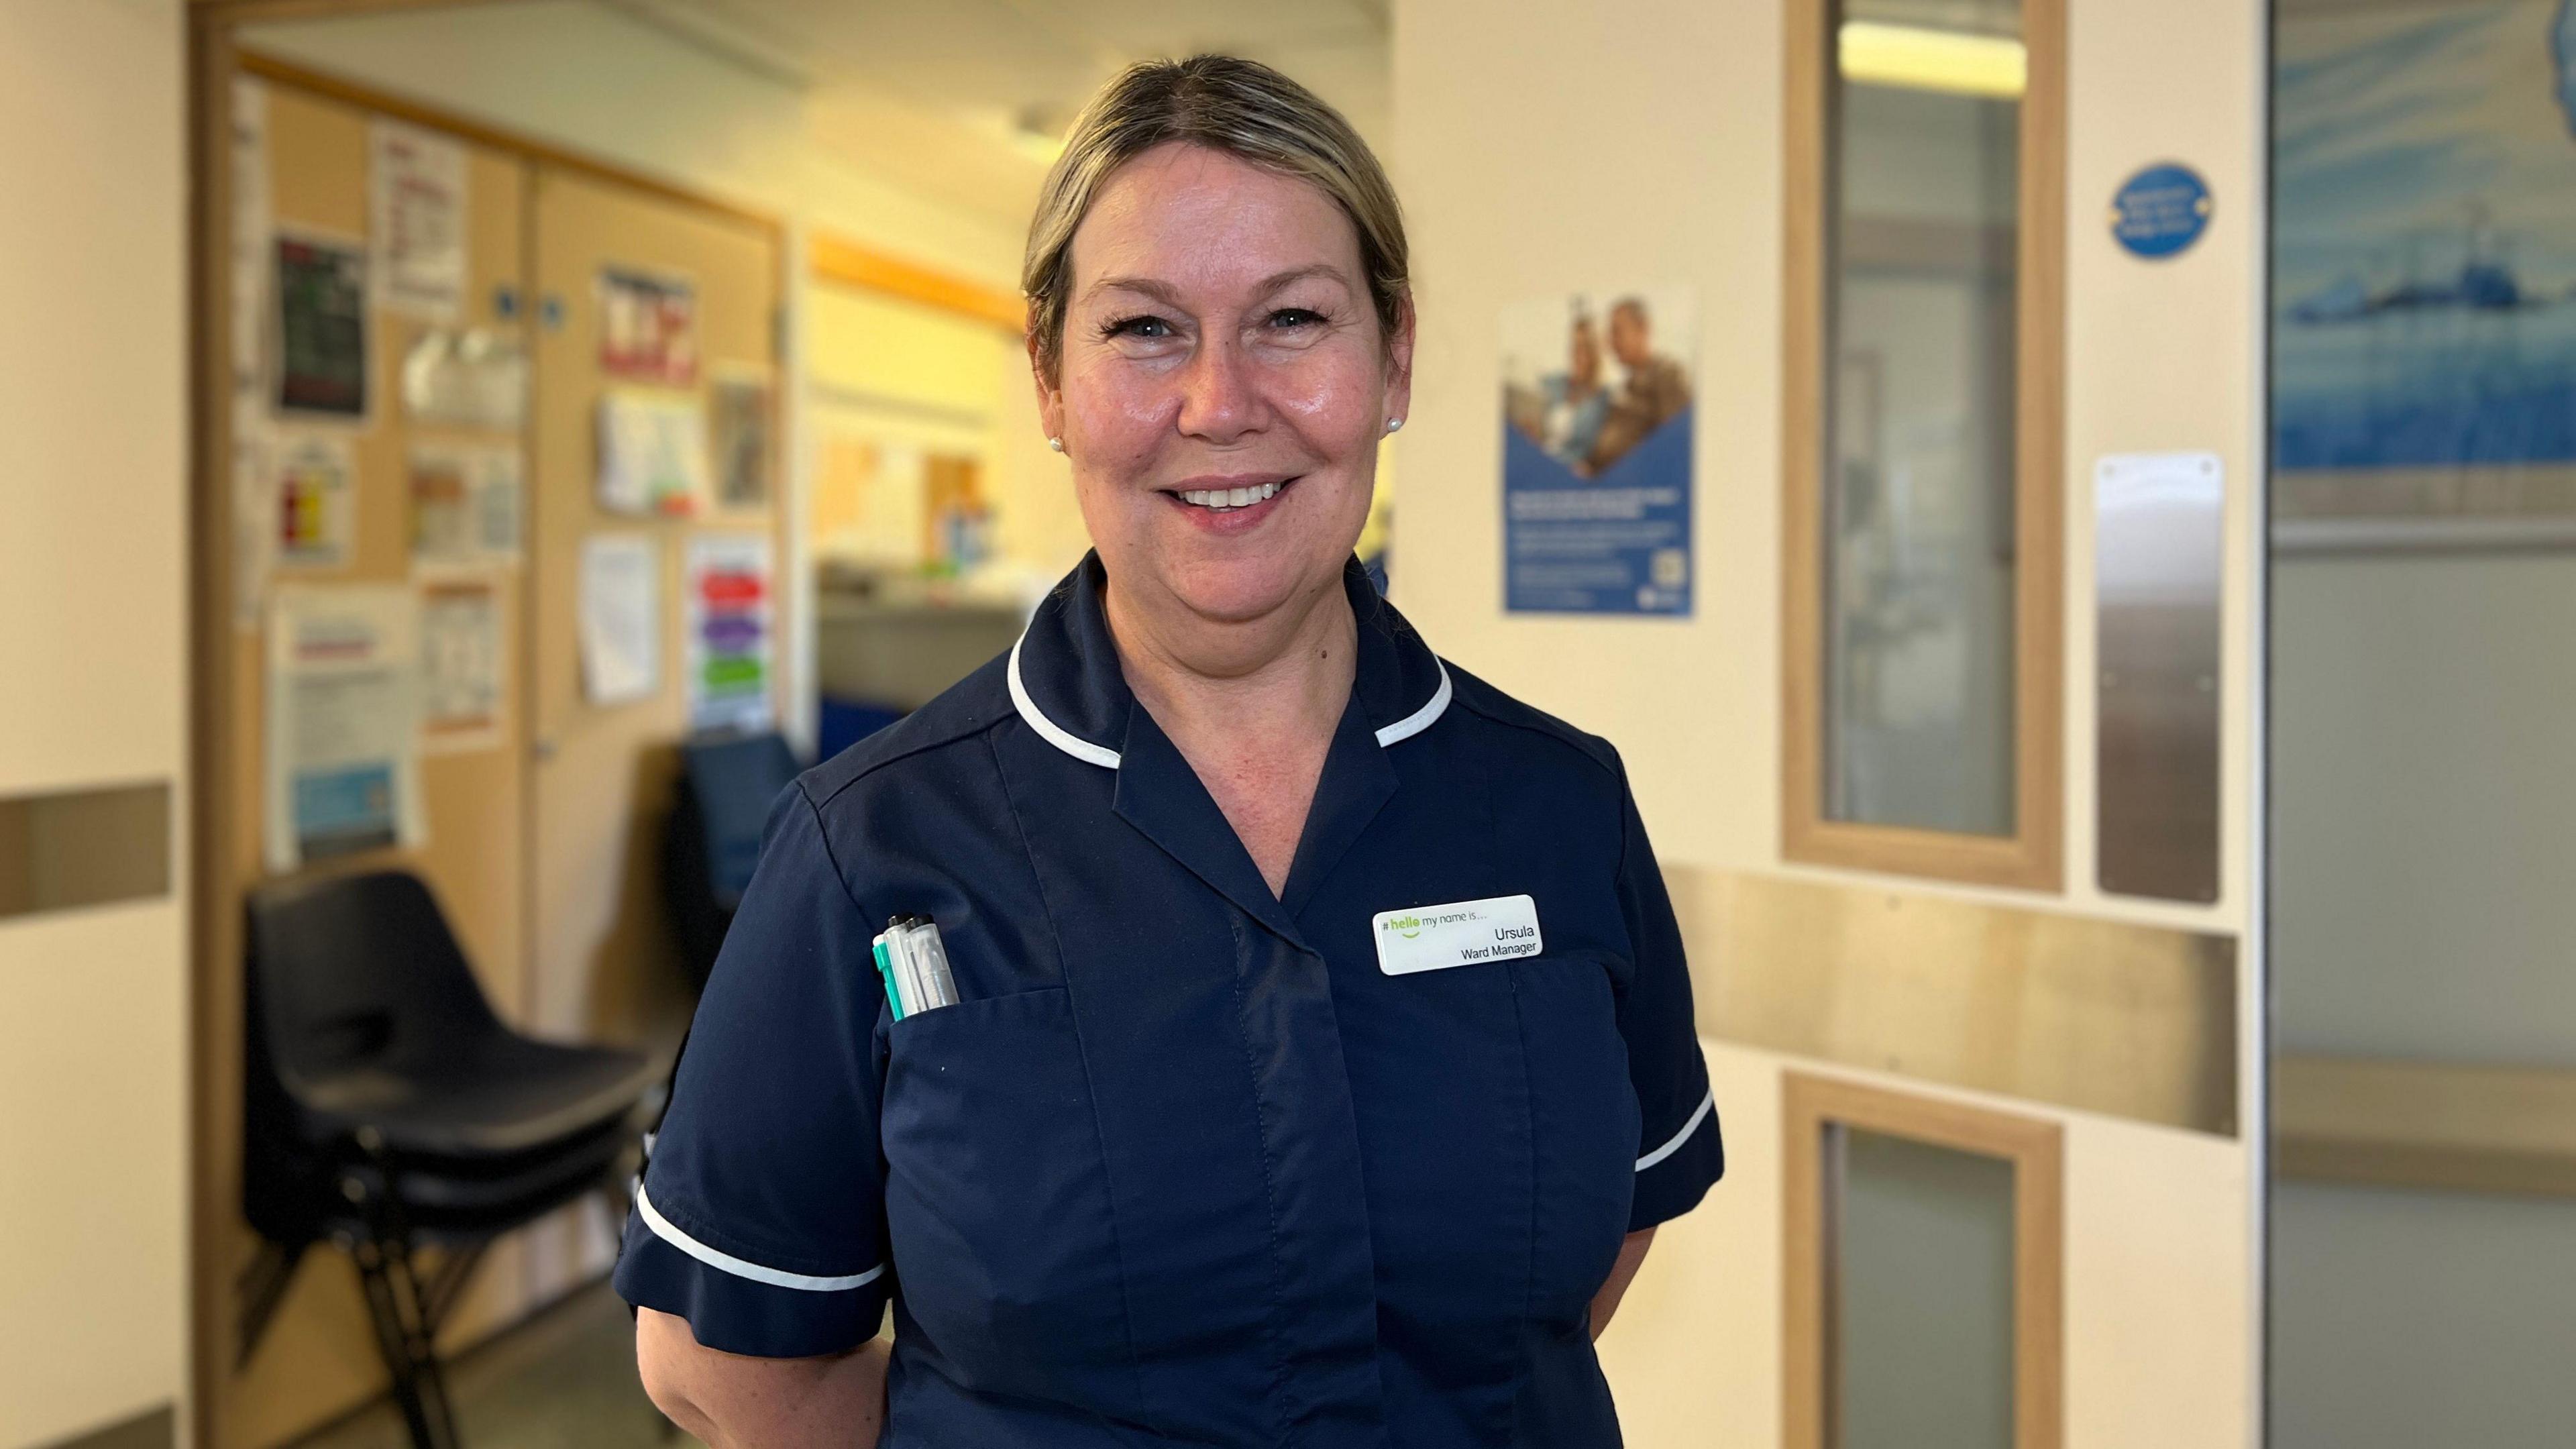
[275,233,369,417]
[684,533,774,733]
[409,445,524,568]
[597,390,711,517]
[274,431,356,568]
[419,579,504,750]
[1499,288,1696,614]
[265,586,425,871]
[370,119,468,319]
[710,366,774,510]
[598,267,697,386]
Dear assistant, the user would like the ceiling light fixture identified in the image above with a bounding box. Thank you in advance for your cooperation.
[1838,20,2027,99]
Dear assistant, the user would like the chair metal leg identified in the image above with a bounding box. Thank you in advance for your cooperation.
[352,1232,448,1449]
[346,1165,464,1449]
[380,1226,462,1449]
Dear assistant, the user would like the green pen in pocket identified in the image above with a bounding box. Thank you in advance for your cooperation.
[872,934,906,1020]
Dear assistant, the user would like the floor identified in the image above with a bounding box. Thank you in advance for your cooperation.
[289,1282,702,1449]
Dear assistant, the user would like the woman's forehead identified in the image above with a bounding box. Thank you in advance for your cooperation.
[1069,142,1362,301]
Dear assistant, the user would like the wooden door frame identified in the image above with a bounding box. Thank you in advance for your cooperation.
[1782,1072,2065,1449]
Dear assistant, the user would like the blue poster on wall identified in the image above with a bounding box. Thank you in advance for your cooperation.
[2274,0,2576,541]
[1499,290,1695,614]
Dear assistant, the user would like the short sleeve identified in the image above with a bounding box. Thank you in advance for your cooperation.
[1609,749,1725,1232]
[612,782,892,1357]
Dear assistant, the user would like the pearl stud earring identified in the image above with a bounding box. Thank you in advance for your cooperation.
[1047,436,1064,453]
[1385,417,1404,434]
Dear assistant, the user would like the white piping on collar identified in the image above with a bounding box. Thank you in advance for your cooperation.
[1373,656,1452,747]
[1008,631,1124,769]
[1006,630,1454,769]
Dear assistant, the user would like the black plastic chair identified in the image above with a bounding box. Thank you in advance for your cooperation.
[663,730,803,995]
[239,869,662,1449]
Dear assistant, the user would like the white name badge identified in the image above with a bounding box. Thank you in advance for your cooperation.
[1372,894,1544,975]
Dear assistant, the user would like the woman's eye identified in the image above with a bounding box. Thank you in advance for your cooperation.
[1267,308,1326,329]
[1104,314,1173,339]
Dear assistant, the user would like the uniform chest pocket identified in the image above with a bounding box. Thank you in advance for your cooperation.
[881,985,1130,1399]
[1511,952,1640,1323]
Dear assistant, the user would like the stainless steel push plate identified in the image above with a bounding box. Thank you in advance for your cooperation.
[2096,453,2224,903]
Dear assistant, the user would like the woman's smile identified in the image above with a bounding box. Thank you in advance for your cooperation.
[1162,474,1298,531]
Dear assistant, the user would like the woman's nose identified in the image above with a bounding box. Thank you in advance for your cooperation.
[1175,336,1261,445]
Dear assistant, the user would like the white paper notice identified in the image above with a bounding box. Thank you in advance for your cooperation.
[598,390,711,517]
[473,449,525,561]
[420,580,504,749]
[231,77,274,629]
[372,119,468,318]
[684,533,775,733]
[231,76,272,385]
[402,327,529,431]
[580,533,661,705]
[232,392,274,628]
[266,586,425,871]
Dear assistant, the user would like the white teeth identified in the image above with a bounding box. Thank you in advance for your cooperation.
[1177,482,1283,509]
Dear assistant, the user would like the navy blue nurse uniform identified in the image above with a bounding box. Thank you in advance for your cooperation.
[616,553,1723,1447]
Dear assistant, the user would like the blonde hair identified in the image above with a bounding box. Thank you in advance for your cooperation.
[1022,54,1409,378]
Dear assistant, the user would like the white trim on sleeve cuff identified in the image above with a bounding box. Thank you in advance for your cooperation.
[1635,1089,1717,1173]
[635,1185,886,1293]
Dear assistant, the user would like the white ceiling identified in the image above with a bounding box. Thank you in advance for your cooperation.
[601,0,1392,231]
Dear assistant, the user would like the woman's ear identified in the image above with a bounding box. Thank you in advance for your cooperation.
[1027,328,1066,451]
[1383,292,1417,429]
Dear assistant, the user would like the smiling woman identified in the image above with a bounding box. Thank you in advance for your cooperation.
[621,54,1724,1449]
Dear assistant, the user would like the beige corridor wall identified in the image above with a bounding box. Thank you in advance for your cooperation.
[0,3,189,1447]
[1389,0,2266,1444]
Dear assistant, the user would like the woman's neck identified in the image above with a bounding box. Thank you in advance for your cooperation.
[1106,568,1357,750]
[1103,567,1358,895]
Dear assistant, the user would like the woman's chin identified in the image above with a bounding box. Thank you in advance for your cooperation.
[1157,551,1340,627]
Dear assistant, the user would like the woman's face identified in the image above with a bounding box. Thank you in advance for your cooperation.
[1036,141,1411,629]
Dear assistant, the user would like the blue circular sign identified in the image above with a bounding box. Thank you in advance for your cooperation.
[2110,163,2213,260]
